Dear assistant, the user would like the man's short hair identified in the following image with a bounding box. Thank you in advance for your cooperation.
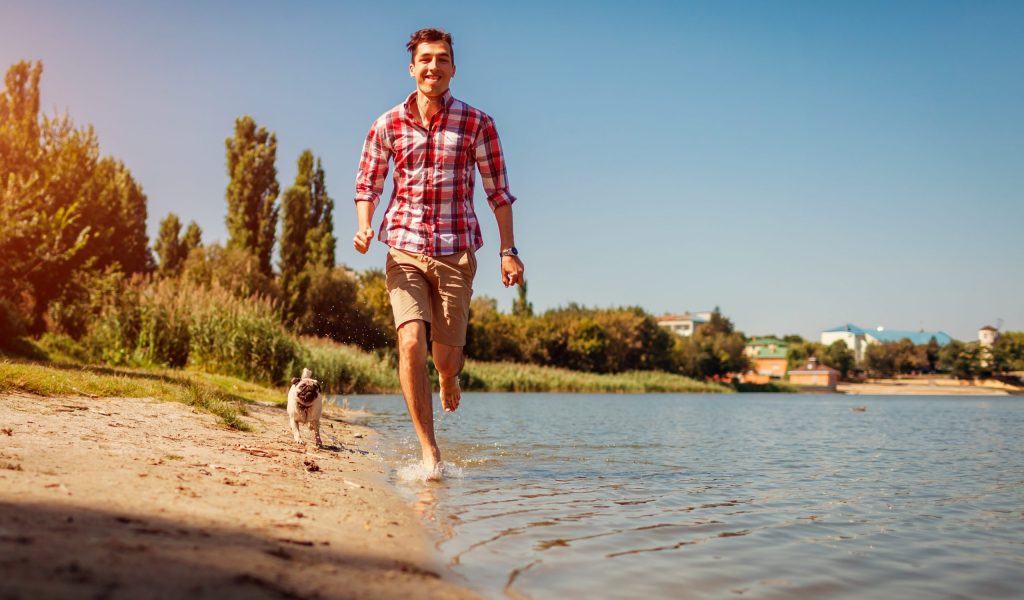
[407,28,454,62]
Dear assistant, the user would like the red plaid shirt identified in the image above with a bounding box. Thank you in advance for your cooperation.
[355,91,516,256]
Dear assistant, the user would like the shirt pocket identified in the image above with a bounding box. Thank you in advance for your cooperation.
[438,130,471,173]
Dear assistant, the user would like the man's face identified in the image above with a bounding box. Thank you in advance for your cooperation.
[409,41,455,97]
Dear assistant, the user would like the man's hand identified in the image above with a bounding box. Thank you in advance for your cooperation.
[353,227,374,254]
[501,255,524,288]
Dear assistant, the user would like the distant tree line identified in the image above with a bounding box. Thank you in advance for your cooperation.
[467,301,750,379]
[777,334,1024,380]
[781,337,858,379]
[936,334,1024,379]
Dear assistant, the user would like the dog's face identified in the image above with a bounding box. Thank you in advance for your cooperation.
[290,377,321,404]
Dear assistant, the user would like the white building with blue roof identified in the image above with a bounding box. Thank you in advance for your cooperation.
[821,324,954,363]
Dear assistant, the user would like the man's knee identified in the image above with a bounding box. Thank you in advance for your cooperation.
[433,343,464,375]
[397,321,428,360]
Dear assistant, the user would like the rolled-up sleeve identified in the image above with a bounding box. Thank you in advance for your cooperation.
[474,116,516,211]
[355,119,390,207]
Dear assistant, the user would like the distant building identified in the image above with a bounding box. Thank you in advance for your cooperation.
[656,311,712,337]
[744,337,789,380]
[978,325,999,368]
[978,325,999,348]
[788,357,839,391]
[821,323,953,363]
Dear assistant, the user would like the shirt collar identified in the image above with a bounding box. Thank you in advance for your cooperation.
[404,90,455,118]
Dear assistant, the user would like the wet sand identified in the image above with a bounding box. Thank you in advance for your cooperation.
[0,393,478,600]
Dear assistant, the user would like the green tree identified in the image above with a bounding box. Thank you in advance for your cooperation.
[864,343,896,378]
[674,308,749,380]
[1,60,151,331]
[787,340,825,370]
[182,220,202,254]
[181,244,278,301]
[306,157,336,268]
[511,279,533,318]
[924,337,941,372]
[298,264,390,349]
[893,338,926,374]
[279,150,314,324]
[225,115,279,276]
[356,269,396,348]
[938,340,979,380]
[85,158,152,274]
[0,60,41,179]
[466,296,527,362]
[822,340,855,379]
[991,332,1024,373]
[154,213,185,276]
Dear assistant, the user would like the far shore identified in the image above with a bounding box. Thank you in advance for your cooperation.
[0,392,479,600]
[838,377,1018,396]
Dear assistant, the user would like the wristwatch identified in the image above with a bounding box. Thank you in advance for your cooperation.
[499,246,519,258]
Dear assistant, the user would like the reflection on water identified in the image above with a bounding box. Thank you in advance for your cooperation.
[347,393,1024,599]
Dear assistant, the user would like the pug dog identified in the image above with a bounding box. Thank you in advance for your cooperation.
[287,368,323,447]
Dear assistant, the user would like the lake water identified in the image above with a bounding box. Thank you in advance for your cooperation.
[343,393,1024,599]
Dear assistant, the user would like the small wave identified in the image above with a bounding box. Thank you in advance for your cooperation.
[396,460,465,482]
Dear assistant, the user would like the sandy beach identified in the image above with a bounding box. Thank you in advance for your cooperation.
[0,393,478,600]
[839,378,1017,396]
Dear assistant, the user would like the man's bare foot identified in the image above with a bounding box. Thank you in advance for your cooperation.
[424,460,443,481]
[422,448,443,481]
[440,375,461,412]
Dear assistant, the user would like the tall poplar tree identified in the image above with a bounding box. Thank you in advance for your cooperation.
[225,116,279,276]
[154,213,185,276]
[154,214,201,277]
[182,221,202,254]
[307,157,336,268]
[279,150,314,324]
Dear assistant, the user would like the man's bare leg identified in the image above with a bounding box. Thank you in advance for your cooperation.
[397,321,441,474]
[433,342,464,412]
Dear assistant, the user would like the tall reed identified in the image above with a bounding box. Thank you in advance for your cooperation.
[461,360,729,393]
[186,285,298,385]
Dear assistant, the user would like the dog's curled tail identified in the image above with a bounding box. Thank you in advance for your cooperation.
[301,368,313,380]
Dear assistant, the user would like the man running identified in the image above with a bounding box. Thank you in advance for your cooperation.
[353,28,524,478]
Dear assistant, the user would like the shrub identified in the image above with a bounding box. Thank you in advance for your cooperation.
[135,278,191,368]
[297,336,399,394]
[187,285,298,385]
[299,264,391,350]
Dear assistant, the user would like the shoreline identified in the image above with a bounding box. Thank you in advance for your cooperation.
[0,392,479,599]
[838,378,1018,396]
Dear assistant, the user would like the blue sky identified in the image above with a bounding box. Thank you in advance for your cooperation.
[2,0,1021,340]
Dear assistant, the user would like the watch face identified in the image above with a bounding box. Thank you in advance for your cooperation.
[503,247,518,257]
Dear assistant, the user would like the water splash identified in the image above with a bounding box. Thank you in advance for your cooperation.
[396,460,465,482]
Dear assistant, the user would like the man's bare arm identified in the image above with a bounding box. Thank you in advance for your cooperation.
[353,201,375,254]
[494,204,524,287]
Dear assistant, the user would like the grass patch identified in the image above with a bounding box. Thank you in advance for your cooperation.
[461,360,730,393]
[299,336,399,394]
[0,359,281,430]
[5,333,732,403]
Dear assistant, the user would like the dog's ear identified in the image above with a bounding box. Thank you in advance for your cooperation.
[290,377,300,386]
[314,381,322,395]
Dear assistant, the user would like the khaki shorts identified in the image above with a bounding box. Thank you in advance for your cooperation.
[385,248,477,346]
